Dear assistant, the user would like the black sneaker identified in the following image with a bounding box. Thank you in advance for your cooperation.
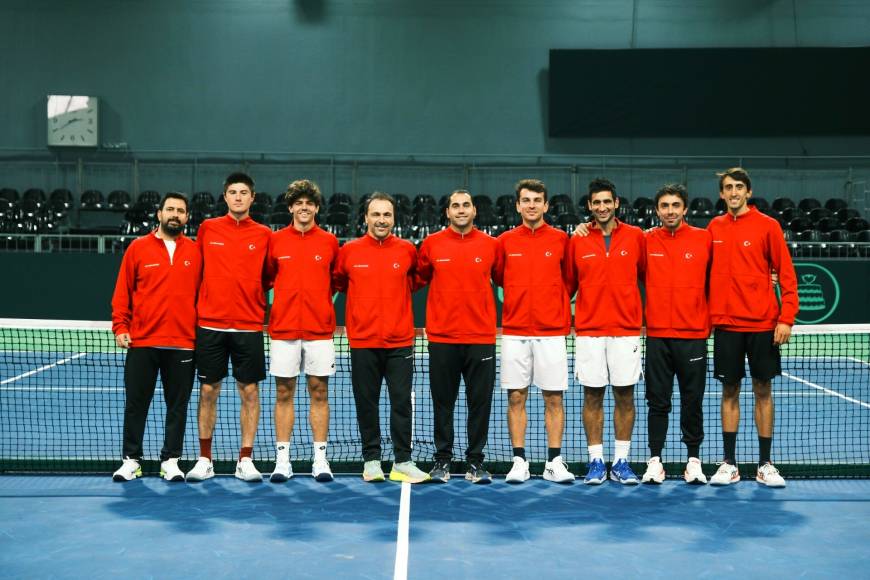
[429,461,451,483]
[465,463,492,484]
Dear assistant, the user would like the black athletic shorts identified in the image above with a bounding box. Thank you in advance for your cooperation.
[195,327,266,384]
[713,328,781,384]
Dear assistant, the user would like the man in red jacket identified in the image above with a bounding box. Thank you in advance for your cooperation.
[707,168,798,488]
[567,178,645,486]
[111,192,202,482]
[266,179,339,483]
[494,179,574,484]
[186,172,272,483]
[416,189,498,484]
[639,184,712,485]
[332,192,430,484]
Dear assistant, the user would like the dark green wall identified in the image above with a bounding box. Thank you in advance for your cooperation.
[3,0,870,158]
[2,254,866,324]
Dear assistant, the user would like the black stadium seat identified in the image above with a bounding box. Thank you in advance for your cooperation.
[771,197,796,213]
[80,189,104,210]
[107,190,132,211]
[798,198,822,213]
[824,198,848,212]
[845,217,870,232]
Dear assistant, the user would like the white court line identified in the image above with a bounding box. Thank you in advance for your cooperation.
[393,481,411,580]
[0,353,88,385]
[783,372,870,410]
[847,356,870,368]
[0,387,123,392]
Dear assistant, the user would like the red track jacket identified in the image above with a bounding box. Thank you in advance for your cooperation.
[567,220,645,337]
[707,206,798,331]
[333,234,419,348]
[644,223,712,339]
[196,214,272,331]
[494,223,571,337]
[267,224,339,341]
[111,232,202,348]
[417,227,498,344]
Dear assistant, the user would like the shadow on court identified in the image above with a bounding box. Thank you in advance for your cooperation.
[1,476,868,578]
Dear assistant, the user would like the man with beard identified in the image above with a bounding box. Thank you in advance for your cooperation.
[111,192,202,481]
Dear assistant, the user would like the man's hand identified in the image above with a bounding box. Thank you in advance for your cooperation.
[573,222,591,237]
[773,323,792,345]
[115,333,132,349]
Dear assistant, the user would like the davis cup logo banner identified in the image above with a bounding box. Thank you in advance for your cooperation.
[794,263,840,324]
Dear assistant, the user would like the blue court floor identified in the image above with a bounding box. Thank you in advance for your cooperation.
[0,474,868,579]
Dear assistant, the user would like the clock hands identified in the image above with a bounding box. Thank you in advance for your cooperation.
[52,117,82,133]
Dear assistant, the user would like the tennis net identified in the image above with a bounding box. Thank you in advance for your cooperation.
[1,319,868,477]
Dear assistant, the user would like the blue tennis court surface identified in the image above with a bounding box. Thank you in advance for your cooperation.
[0,475,868,579]
[2,349,869,467]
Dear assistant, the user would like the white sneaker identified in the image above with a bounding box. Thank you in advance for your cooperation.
[112,458,141,482]
[186,457,215,482]
[505,456,530,484]
[312,458,334,482]
[543,456,575,483]
[235,458,263,482]
[684,458,707,484]
[710,462,740,486]
[642,456,666,484]
[270,460,293,483]
[756,462,786,488]
[160,458,185,482]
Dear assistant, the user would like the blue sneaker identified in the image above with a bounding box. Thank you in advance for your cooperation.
[583,458,607,485]
[610,459,639,485]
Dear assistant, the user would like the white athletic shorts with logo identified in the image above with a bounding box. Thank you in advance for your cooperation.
[574,335,641,388]
[269,338,336,378]
[500,335,568,391]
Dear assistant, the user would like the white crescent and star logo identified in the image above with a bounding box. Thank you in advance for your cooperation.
[743,240,751,247]
[184,260,191,267]
[248,244,256,250]
[393,263,400,269]
[545,251,553,257]
[684,252,693,260]
[620,250,628,256]
[314,255,322,261]
[474,257,482,263]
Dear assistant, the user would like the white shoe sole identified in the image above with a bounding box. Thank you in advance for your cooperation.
[710,476,740,486]
[161,471,185,482]
[185,470,214,482]
[505,471,530,484]
[543,473,575,483]
[236,473,263,482]
[685,474,707,485]
[756,476,785,488]
[642,473,665,484]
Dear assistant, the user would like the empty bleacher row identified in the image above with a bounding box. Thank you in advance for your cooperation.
[1,187,868,257]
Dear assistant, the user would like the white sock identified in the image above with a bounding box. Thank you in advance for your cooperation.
[614,440,631,461]
[313,441,327,461]
[588,444,604,461]
[276,442,290,463]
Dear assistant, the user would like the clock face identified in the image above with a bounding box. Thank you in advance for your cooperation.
[47,95,99,147]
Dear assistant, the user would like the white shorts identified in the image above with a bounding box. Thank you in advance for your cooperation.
[269,339,336,378]
[500,336,568,391]
[574,335,642,388]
